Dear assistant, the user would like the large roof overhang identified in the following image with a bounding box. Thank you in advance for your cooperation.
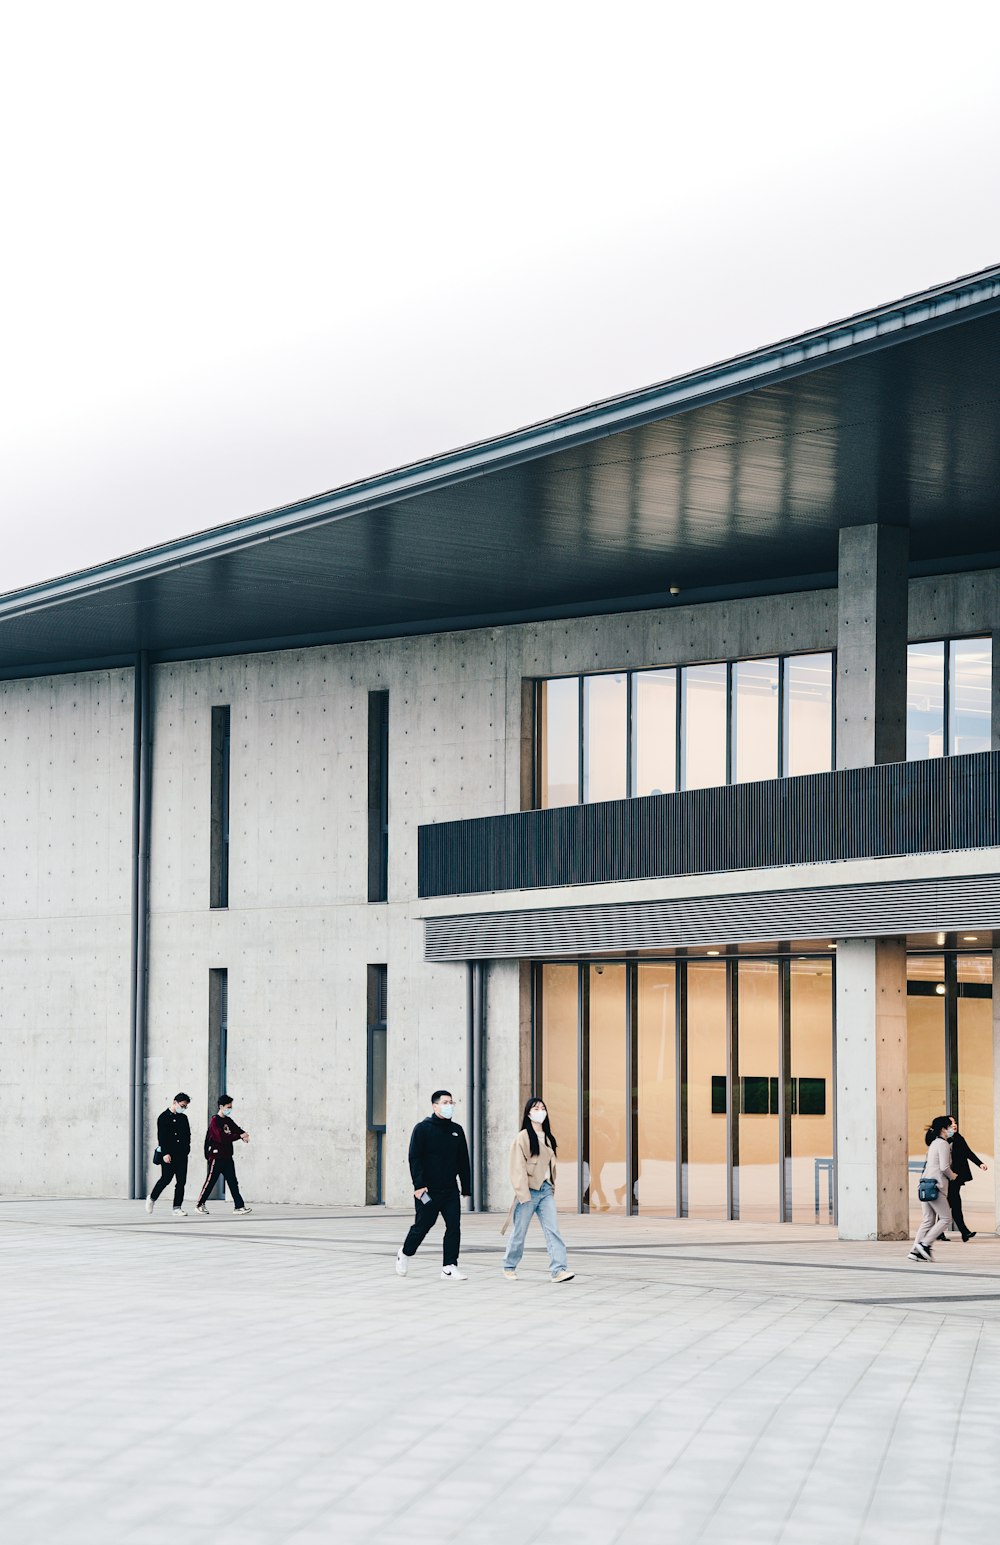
[3,265,1000,676]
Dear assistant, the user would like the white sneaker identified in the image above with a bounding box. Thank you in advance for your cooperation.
[172,1208,188,1217]
[196,1203,210,1215]
[234,1206,252,1215]
[502,1268,517,1280]
[396,1250,408,1277]
[441,1265,468,1281]
[145,1198,154,1214]
[552,1270,575,1283]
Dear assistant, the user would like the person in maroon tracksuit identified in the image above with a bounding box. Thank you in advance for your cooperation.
[196,1095,252,1215]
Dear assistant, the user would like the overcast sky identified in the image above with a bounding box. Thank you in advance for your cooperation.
[2,1,1000,595]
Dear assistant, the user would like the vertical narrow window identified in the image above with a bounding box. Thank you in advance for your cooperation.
[210,706,231,908]
[949,637,991,755]
[583,674,627,803]
[906,642,945,760]
[587,965,627,1211]
[635,963,676,1211]
[783,653,833,775]
[630,668,677,797]
[681,663,727,789]
[732,659,779,783]
[367,691,389,902]
[539,677,580,807]
[208,968,228,1198]
[367,966,387,1205]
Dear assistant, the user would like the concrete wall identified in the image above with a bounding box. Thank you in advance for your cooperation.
[2,568,999,1205]
[0,669,133,1196]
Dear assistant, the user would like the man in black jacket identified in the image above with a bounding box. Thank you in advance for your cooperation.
[146,1093,192,1216]
[945,1117,988,1242]
[396,1090,471,1280]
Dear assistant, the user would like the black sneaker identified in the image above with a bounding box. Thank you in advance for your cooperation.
[939,1233,950,1241]
[963,1231,977,1242]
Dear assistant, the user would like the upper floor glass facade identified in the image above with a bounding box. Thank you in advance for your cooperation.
[906,637,991,760]
[537,635,993,809]
[537,652,833,808]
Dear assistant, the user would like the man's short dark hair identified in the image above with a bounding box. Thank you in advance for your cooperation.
[174,1092,191,1104]
[431,1090,452,1104]
[218,1094,232,1106]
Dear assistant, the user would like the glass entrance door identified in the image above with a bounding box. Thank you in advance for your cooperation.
[535,952,834,1222]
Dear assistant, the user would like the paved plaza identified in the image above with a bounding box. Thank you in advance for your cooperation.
[2,1202,1000,1544]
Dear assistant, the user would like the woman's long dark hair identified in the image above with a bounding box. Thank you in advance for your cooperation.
[925,1114,952,1145]
[521,1095,557,1157]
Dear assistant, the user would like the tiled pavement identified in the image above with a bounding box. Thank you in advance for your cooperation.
[2,1201,999,1545]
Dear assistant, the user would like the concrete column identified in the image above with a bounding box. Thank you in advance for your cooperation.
[991,628,1000,751]
[836,525,909,769]
[835,937,909,1240]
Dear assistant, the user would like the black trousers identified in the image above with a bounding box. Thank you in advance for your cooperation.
[197,1156,245,1209]
[150,1153,189,1206]
[948,1178,972,1238]
[401,1188,462,1266]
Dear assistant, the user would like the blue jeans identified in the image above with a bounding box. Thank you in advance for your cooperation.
[502,1181,568,1276]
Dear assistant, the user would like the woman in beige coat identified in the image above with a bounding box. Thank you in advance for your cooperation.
[501,1097,574,1282]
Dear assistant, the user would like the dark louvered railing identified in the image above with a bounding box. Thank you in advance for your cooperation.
[417,751,1000,898]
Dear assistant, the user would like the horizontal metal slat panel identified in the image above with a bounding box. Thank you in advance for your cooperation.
[417,751,1000,898]
[423,871,1000,961]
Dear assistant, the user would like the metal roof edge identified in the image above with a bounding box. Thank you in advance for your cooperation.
[4,263,1000,624]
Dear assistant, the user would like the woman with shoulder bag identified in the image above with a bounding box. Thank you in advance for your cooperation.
[909,1114,957,1262]
[501,1097,574,1283]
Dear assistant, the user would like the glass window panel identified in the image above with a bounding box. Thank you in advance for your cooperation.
[732,658,779,783]
[369,1028,386,1129]
[906,641,945,760]
[685,961,729,1218]
[735,960,780,1222]
[583,674,627,803]
[586,965,627,1213]
[631,669,677,796]
[907,955,947,1227]
[784,653,833,776]
[681,664,727,790]
[950,637,992,756]
[539,965,579,1210]
[957,955,993,1232]
[788,960,834,1224]
[636,964,676,1213]
[539,678,579,808]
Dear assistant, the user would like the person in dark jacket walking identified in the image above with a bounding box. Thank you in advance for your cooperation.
[943,1115,988,1242]
[396,1090,471,1280]
[196,1095,252,1215]
[146,1093,192,1216]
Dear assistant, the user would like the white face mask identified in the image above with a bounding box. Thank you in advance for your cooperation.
[438,1104,454,1119]
[174,1106,188,1114]
[530,1110,546,1124]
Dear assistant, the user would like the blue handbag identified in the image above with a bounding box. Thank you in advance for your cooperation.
[918,1176,938,1202]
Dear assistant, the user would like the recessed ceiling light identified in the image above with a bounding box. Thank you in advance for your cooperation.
[963,935,979,942]
[827,943,837,950]
[935,983,946,995]
[936,933,947,946]
[706,949,720,956]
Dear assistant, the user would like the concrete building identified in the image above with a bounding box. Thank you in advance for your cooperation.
[3,266,1000,1239]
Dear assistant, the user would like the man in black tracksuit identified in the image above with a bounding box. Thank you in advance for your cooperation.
[146,1093,192,1215]
[396,1090,471,1280]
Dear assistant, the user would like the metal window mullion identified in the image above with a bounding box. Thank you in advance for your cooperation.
[676,961,688,1218]
[726,661,734,785]
[778,656,787,778]
[727,958,738,1221]
[944,639,953,756]
[626,962,638,1216]
[578,677,585,804]
[579,963,590,1213]
[779,958,792,1222]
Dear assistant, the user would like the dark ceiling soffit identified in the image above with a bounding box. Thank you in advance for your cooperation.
[0,568,843,681]
[4,269,1000,629]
